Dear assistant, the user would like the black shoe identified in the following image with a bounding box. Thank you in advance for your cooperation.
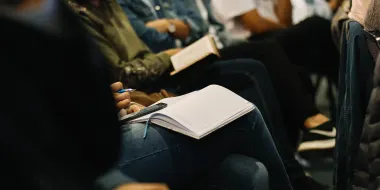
[292,176,330,190]
[298,122,336,152]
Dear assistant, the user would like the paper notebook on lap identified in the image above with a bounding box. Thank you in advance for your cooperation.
[126,85,255,139]
[170,35,220,75]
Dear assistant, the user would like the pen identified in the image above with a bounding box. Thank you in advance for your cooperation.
[117,88,136,93]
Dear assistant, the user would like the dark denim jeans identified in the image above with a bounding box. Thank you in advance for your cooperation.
[192,59,306,184]
[335,20,375,190]
[118,108,289,190]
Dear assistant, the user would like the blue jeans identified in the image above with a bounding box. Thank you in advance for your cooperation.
[118,108,292,190]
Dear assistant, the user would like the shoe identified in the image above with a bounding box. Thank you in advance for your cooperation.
[292,176,329,190]
[298,121,336,152]
[309,121,336,137]
[298,132,335,152]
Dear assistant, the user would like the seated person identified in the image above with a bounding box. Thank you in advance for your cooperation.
[118,0,335,151]
[1,1,288,189]
[211,0,340,81]
[111,81,290,190]
[66,0,330,189]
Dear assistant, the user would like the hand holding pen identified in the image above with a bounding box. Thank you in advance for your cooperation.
[110,82,144,117]
[110,82,136,110]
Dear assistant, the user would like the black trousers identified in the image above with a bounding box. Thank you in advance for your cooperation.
[220,40,319,145]
[152,59,308,187]
[250,16,340,81]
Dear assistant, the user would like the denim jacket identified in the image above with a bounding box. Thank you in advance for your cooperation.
[118,0,207,52]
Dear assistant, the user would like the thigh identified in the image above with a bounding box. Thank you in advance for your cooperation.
[194,155,269,190]
[117,109,290,190]
[118,123,208,189]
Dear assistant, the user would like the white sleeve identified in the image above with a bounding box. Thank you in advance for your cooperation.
[211,0,257,20]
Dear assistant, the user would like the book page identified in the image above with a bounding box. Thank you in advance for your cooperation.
[170,35,218,73]
[163,85,253,136]
[128,85,253,139]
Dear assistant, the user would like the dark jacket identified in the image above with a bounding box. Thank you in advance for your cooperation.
[335,20,375,190]
[352,55,380,190]
[0,2,132,190]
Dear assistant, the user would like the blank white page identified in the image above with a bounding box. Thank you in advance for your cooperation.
[165,85,253,136]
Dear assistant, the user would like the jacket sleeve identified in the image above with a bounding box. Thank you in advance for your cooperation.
[175,0,207,44]
[81,19,172,88]
[118,0,177,53]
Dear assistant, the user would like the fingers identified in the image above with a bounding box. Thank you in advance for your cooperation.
[113,91,130,102]
[127,104,143,114]
[116,98,131,110]
[118,109,127,117]
[160,89,169,98]
[110,82,124,92]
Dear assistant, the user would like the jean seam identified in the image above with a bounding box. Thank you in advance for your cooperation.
[119,148,170,166]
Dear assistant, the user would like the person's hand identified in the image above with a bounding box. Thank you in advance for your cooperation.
[110,82,131,110]
[163,48,182,56]
[329,0,338,11]
[115,183,170,190]
[127,103,145,114]
[146,19,170,33]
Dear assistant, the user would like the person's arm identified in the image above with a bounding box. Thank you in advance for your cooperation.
[173,0,207,43]
[81,19,172,88]
[239,9,285,34]
[117,0,178,52]
[329,0,344,12]
[275,0,292,26]
[145,18,190,40]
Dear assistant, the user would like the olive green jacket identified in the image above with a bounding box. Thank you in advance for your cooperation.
[67,0,171,88]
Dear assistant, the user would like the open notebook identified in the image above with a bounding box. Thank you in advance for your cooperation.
[127,85,255,139]
[170,35,220,75]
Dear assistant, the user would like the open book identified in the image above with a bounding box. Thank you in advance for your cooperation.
[127,85,255,139]
[170,35,220,75]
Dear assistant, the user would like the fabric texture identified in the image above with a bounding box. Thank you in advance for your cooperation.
[352,54,380,190]
[211,0,278,40]
[251,16,340,81]
[67,0,172,89]
[350,2,380,189]
[118,106,291,190]
[117,0,206,52]
[363,0,380,32]
[348,0,371,25]
[154,58,307,189]
[194,154,269,190]
[335,20,375,190]
[219,40,319,145]
[331,0,350,51]
[291,0,331,24]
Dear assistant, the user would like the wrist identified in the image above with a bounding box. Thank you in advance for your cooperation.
[166,19,176,34]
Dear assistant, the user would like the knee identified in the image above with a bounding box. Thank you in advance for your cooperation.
[252,161,269,189]
[219,155,270,190]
